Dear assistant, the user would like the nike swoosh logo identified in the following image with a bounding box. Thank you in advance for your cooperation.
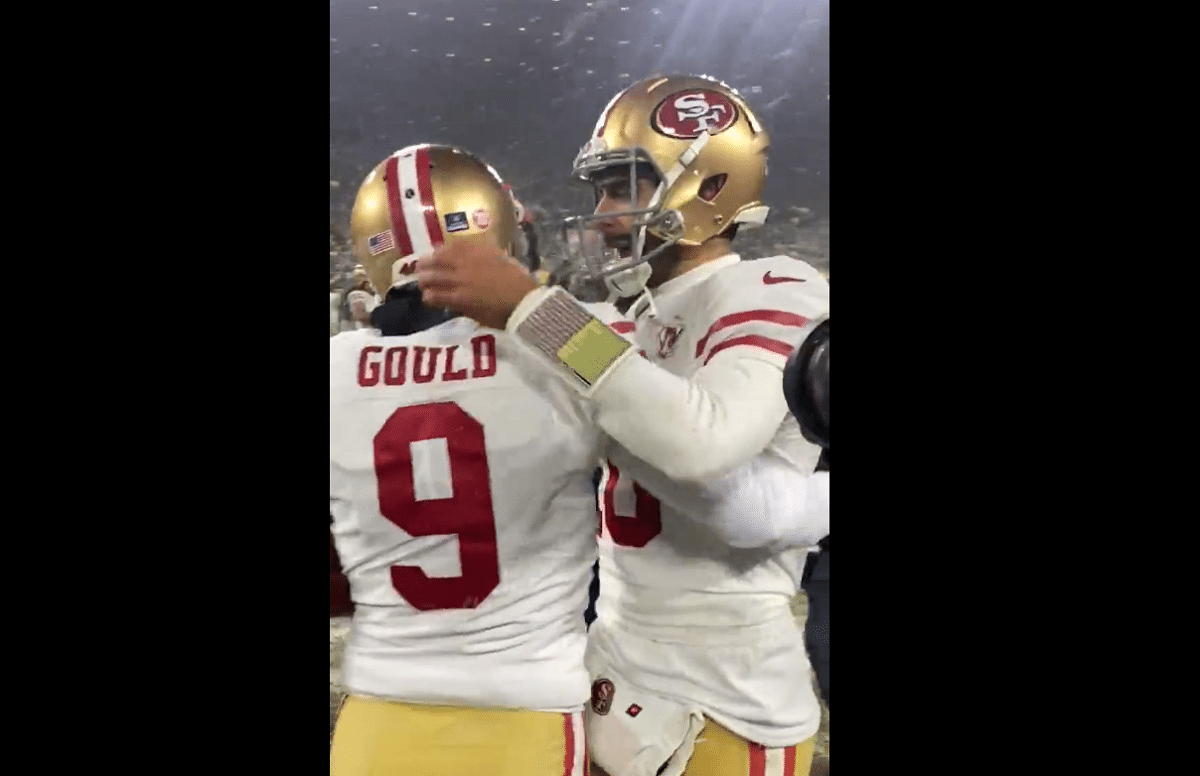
[763,272,807,284]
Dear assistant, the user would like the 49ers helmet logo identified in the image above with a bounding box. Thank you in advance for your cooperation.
[651,89,739,139]
[658,323,684,359]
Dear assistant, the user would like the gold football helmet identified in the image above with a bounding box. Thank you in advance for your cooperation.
[350,144,519,298]
[562,74,771,283]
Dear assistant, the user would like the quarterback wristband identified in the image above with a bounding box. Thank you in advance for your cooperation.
[508,287,634,394]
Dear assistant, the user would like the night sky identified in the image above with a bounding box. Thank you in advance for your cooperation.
[330,0,829,268]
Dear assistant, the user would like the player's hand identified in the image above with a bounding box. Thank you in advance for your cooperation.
[416,242,540,330]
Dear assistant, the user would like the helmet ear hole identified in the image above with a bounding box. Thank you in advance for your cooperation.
[698,173,727,202]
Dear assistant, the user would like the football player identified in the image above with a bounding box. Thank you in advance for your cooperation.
[346,265,378,328]
[331,142,826,776]
[330,278,343,338]
[785,324,829,707]
[330,144,595,776]
[416,75,830,776]
[503,182,543,276]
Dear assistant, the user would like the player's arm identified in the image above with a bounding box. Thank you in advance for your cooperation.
[505,287,824,483]
[608,440,829,550]
[494,300,633,429]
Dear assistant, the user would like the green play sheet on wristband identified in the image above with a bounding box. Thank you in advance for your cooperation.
[556,319,632,386]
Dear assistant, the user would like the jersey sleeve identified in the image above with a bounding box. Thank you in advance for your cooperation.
[492,329,608,441]
[595,267,828,481]
[495,302,637,434]
[694,258,830,370]
[607,441,830,551]
[505,263,828,483]
[588,350,786,482]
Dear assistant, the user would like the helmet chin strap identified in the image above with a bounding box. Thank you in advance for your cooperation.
[636,171,668,265]
[633,220,649,268]
[628,286,659,322]
[615,134,703,284]
[604,262,652,303]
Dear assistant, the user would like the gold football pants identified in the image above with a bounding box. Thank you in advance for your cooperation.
[330,694,587,776]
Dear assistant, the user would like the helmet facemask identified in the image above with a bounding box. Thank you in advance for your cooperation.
[556,144,687,300]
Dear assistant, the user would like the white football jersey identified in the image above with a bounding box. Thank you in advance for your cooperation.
[330,318,603,713]
[592,254,830,747]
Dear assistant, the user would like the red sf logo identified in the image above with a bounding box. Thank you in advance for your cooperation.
[652,89,739,139]
[657,324,683,359]
[591,678,615,716]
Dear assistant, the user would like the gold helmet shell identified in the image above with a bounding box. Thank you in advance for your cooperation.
[350,144,518,297]
[571,74,770,250]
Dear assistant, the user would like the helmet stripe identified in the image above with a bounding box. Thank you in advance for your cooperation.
[384,155,415,258]
[396,149,436,258]
[413,145,444,249]
[386,146,446,263]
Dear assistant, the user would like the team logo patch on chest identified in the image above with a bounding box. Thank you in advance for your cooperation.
[656,322,685,359]
[591,678,615,715]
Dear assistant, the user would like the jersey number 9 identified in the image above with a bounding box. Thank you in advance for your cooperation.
[374,402,500,610]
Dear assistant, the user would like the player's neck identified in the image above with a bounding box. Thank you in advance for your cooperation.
[651,238,734,288]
